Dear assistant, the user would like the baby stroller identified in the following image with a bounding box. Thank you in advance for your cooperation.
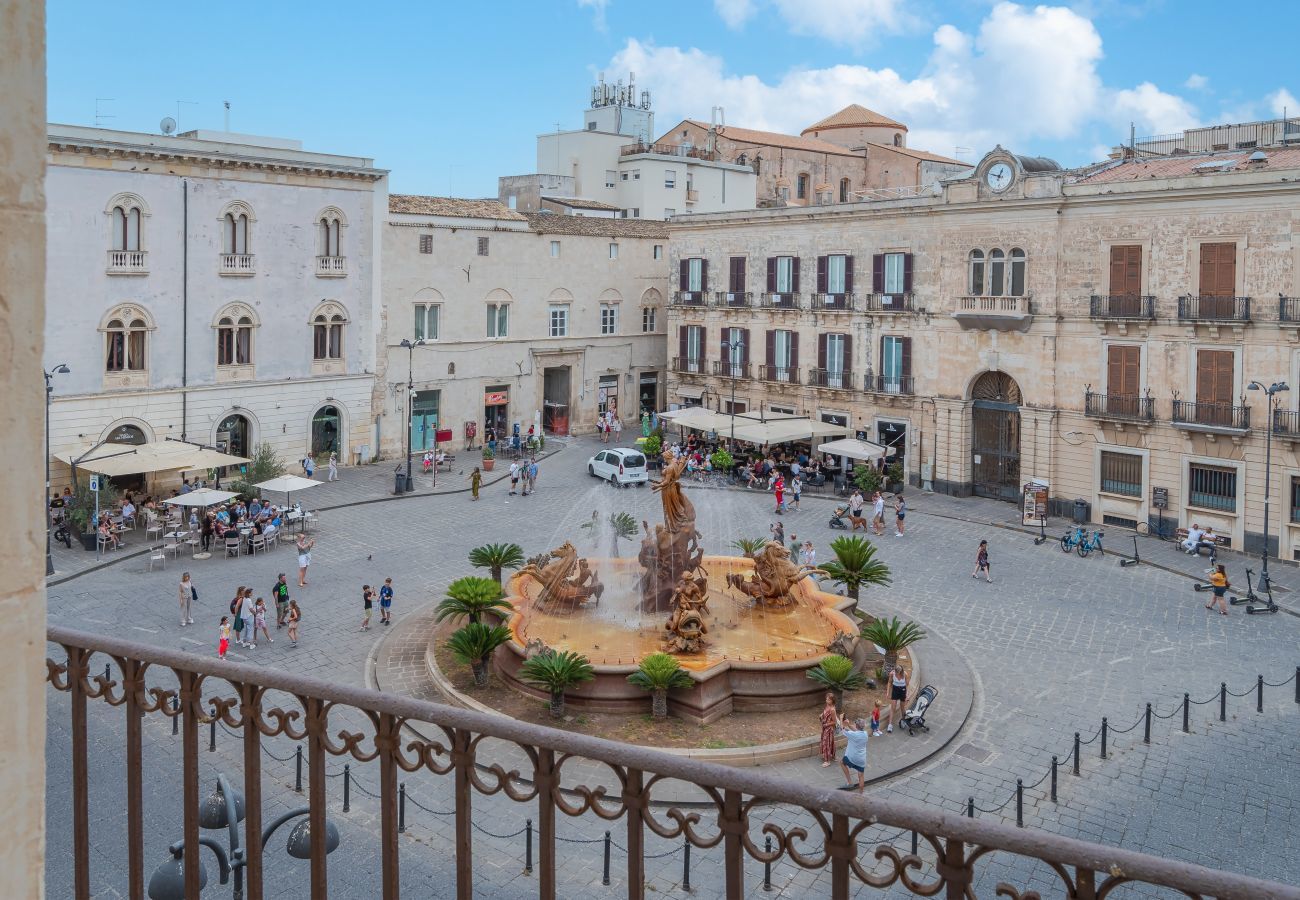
[902,685,937,735]
[829,505,850,529]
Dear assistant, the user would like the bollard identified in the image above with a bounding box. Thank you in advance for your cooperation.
[1257,674,1264,713]
[343,764,351,813]
[1073,733,1080,775]
[911,830,918,856]
[1100,717,1108,759]
[966,797,974,818]
[1220,682,1226,723]
[1050,756,1058,803]
[524,818,532,875]
[1015,779,1024,828]
[763,836,773,891]
[1182,693,1189,733]
[399,784,406,834]
[209,716,216,752]
[682,837,691,891]
[172,695,179,736]
[1144,703,1152,744]
[295,745,303,793]
[602,831,611,886]
[105,663,111,683]
[1295,667,1300,705]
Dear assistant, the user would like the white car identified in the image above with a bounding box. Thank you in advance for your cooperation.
[587,448,649,486]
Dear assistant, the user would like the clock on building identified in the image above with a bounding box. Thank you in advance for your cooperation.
[985,162,1013,192]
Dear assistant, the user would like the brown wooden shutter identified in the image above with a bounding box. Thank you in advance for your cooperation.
[790,332,799,370]
[844,256,855,293]
[816,256,828,294]
[1196,349,1233,404]
[791,257,801,292]
[1109,245,1142,296]
[740,328,750,366]
[699,327,706,362]
[1107,345,1140,396]
[766,257,777,293]
[730,256,745,292]
[678,326,687,362]
[679,259,689,291]
[817,333,828,369]
[903,253,914,293]
[700,259,709,293]
[765,330,776,366]
[1200,242,1236,297]
[720,328,728,362]
[901,337,912,378]
[843,335,853,371]
[872,254,885,293]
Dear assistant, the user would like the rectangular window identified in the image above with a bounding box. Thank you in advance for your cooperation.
[729,256,746,292]
[1195,348,1234,424]
[414,304,439,342]
[486,303,509,338]
[827,254,846,294]
[1100,451,1141,497]
[621,172,629,181]
[665,171,676,188]
[419,234,433,254]
[776,257,793,293]
[600,304,618,335]
[507,195,517,209]
[1106,345,1140,396]
[549,305,568,337]
[653,244,663,260]
[1291,477,1300,523]
[879,335,911,392]
[686,325,702,360]
[477,237,489,256]
[609,243,619,260]
[664,208,676,219]
[825,333,846,373]
[884,253,906,294]
[773,330,792,369]
[550,241,561,258]
[1189,463,1237,512]
[642,307,656,333]
[633,170,641,180]
[723,326,747,377]
[687,258,703,292]
[605,170,617,188]
[1199,242,1236,297]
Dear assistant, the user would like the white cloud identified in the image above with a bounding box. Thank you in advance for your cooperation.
[713,0,913,43]
[1268,88,1299,117]
[1110,82,1200,135]
[1184,73,1208,90]
[713,0,755,29]
[578,0,609,31]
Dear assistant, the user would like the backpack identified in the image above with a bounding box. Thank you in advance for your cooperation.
[230,597,239,615]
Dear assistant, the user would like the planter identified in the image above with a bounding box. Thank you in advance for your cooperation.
[77,531,98,551]
[482,458,495,472]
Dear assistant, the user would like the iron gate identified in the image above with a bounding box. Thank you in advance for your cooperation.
[971,400,1020,500]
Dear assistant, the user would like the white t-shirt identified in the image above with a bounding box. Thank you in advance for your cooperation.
[1186,527,1205,544]
[873,497,885,516]
[509,462,519,479]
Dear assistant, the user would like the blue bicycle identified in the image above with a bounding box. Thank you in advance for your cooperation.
[1060,525,1104,557]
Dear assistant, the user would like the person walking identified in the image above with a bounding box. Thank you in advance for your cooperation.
[303,455,315,479]
[240,588,258,649]
[286,600,301,647]
[800,540,816,567]
[253,598,272,645]
[612,415,623,443]
[469,466,482,501]
[887,663,908,732]
[218,617,232,660]
[972,540,992,582]
[526,458,539,496]
[178,572,196,626]
[201,513,215,553]
[790,475,803,511]
[818,693,838,767]
[789,532,801,559]
[327,452,339,482]
[360,584,374,632]
[836,712,869,793]
[229,588,247,647]
[296,533,315,587]
[379,577,394,626]
[848,488,864,520]
[893,492,907,537]
[272,574,290,628]
[508,460,520,495]
[773,473,785,515]
[770,521,785,547]
[1205,564,1230,615]
[871,491,886,536]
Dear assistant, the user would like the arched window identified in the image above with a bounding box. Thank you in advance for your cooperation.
[312,304,348,360]
[796,173,810,200]
[968,250,985,295]
[839,178,851,203]
[989,249,1006,297]
[1009,248,1027,296]
[217,315,254,366]
[112,206,141,252]
[893,133,902,147]
[319,218,340,257]
[224,212,248,254]
[105,316,147,372]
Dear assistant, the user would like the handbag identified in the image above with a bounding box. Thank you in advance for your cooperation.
[191,585,198,602]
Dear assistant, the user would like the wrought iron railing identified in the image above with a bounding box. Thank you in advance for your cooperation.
[866,374,915,395]
[759,293,801,310]
[671,291,707,307]
[863,293,915,313]
[711,360,751,378]
[1273,408,1300,436]
[46,626,1299,900]
[757,365,800,384]
[1177,295,1251,322]
[1084,391,1156,422]
[1280,296,1300,322]
[1172,399,1250,430]
[619,141,718,161]
[809,293,857,312]
[671,357,705,375]
[807,368,854,389]
[1089,294,1155,319]
[712,291,752,308]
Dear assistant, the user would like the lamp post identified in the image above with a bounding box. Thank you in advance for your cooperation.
[1246,379,1288,595]
[398,338,426,493]
[722,336,744,448]
[44,363,70,576]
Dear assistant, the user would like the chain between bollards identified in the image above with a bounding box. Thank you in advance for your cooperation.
[1144,703,1152,744]
[602,831,611,886]
[1182,693,1189,733]
[295,744,303,793]
[1050,755,1058,802]
[1100,717,1108,759]
[398,784,406,834]
[1073,733,1080,775]
[1015,779,1024,828]
[1220,682,1226,722]
[681,837,691,891]
[342,763,351,813]
[763,835,773,891]
[1257,674,1264,713]
[524,818,532,875]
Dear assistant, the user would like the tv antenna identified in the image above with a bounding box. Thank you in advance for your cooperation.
[94,98,115,126]
[160,117,177,135]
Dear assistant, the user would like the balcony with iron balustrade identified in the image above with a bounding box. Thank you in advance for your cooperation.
[106,250,148,275]
[809,293,857,313]
[865,374,915,396]
[316,255,347,276]
[1089,294,1155,320]
[951,295,1032,332]
[1177,295,1250,325]
[807,368,854,390]
[759,293,801,311]
[220,253,256,276]
[711,360,751,378]
[1272,407,1300,439]
[671,291,708,308]
[711,291,752,308]
[863,293,915,314]
[1084,390,1155,426]
[757,365,800,384]
[672,356,706,375]
[1171,399,1250,436]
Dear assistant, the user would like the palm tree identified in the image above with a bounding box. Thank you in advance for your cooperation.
[446,622,512,687]
[468,543,525,588]
[519,650,595,718]
[435,576,512,625]
[860,616,926,674]
[805,654,868,712]
[607,512,639,557]
[821,536,892,601]
[627,652,694,718]
[731,537,768,558]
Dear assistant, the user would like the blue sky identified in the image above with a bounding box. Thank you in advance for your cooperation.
[47,1,1297,197]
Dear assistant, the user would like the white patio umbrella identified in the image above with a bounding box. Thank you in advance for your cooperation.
[254,475,324,509]
[816,438,888,462]
[163,488,240,508]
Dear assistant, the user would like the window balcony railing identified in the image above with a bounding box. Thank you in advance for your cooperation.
[1177,295,1250,322]
[863,293,915,313]
[757,365,800,384]
[807,368,854,389]
[48,625,1283,900]
[809,293,857,312]
[1279,296,1300,322]
[711,360,751,378]
[712,291,752,308]
[619,140,718,161]
[1172,399,1250,431]
[1272,408,1300,437]
[759,293,801,310]
[1084,391,1156,423]
[952,295,1032,332]
[316,255,347,276]
[956,295,1031,314]
[672,291,707,307]
[106,250,148,274]
[220,253,256,275]
[1089,294,1155,320]
[672,356,705,375]
[866,374,915,395]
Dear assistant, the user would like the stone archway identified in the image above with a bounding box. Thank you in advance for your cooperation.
[970,371,1022,501]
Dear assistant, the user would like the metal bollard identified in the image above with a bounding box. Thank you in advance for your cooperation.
[763,836,773,891]
[682,837,691,891]
[399,784,406,834]
[1257,674,1264,713]
[172,695,179,736]
[1295,667,1300,705]
[1100,718,1108,759]
[1182,693,1190,733]
[1015,779,1024,828]
[343,764,351,813]
[295,745,303,793]
[105,663,111,683]
[524,818,532,875]
[1050,756,1058,803]
[1073,733,1080,775]
[1144,703,1152,744]
[602,831,611,886]
[209,716,216,752]
[966,797,974,818]
[910,830,918,856]
[1220,682,1227,722]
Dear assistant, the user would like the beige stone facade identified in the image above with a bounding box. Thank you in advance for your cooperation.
[667,144,1300,558]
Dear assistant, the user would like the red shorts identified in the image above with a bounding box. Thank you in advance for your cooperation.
[219,639,229,655]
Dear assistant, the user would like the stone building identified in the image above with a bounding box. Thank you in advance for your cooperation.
[43,124,387,488]
[666,137,1300,558]
[381,196,668,455]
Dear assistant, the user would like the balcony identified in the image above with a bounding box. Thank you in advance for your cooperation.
[1089,294,1155,320]
[685,188,699,204]
[1177,295,1250,322]
[1172,399,1250,434]
[671,291,707,307]
[619,140,718,162]
[757,365,800,384]
[220,253,256,276]
[951,295,1032,332]
[712,291,752,308]
[106,250,148,275]
[807,368,854,390]
[711,360,751,378]
[1279,296,1300,322]
[1272,408,1300,438]
[865,374,915,396]
[1084,391,1155,424]
[671,356,706,375]
[759,293,801,311]
[809,293,857,313]
[316,255,347,276]
[863,293,915,313]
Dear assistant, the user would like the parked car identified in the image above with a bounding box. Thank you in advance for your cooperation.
[587,448,649,486]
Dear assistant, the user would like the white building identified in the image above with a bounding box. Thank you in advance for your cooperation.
[44,124,387,489]
[381,195,669,456]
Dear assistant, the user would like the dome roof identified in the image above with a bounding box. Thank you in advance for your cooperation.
[801,104,907,136]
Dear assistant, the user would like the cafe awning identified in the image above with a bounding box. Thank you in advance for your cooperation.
[659,406,727,431]
[56,440,249,477]
[162,488,239,508]
[731,416,848,445]
[817,438,888,462]
[674,387,705,400]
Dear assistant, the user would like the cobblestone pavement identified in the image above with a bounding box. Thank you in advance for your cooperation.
[44,434,1300,895]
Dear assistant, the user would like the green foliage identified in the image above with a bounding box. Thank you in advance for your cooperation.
[710,448,735,472]
[230,441,288,499]
[519,650,595,693]
[731,537,769,557]
[435,576,511,625]
[806,654,868,693]
[643,432,663,457]
[609,511,639,540]
[627,653,694,692]
[446,622,512,665]
[481,445,495,460]
[851,464,883,494]
[821,536,892,600]
[860,616,926,653]
[65,477,121,533]
[468,543,525,586]
[887,462,905,485]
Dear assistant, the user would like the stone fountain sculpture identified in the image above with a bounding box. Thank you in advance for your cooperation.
[516,541,604,613]
[663,571,711,653]
[638,450,704,614]
[726,541,827,609]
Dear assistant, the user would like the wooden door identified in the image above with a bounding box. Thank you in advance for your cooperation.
[1108,246,1142,316]
[1195,348,1234,425]
[1106,345,1141,416]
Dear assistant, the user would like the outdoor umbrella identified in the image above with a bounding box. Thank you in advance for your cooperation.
[162,488,240,508]
[57,440,248,477]
[253,475,323,510]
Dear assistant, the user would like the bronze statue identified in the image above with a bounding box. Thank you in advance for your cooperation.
[652,449,695,534]
[518,541,604,612]
[726,541,826,608]
[638,450,707,614]
[664,571,710,654]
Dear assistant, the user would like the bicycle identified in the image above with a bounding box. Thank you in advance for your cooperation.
[1060,525,1104,557]
[1076,527,1104,558]
[1059,525,1085,554]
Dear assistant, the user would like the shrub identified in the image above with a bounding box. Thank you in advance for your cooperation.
[627,653,694,718]
[468,543,525,586]
[435,576,511,624]
[709,448,734,472]
[519,650,595,718]
[860,616,926,673]
[446,622,512,687]
[806,654,868,711]
[65,477,121,534]
[229,441,288,500]
[821,536,892,601]
[851,464,883,494]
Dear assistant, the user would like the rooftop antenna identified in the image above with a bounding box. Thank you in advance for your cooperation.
[175,99,198,133]
[223,100,231,132]
[94,98,115,127]
[159,116,177,135]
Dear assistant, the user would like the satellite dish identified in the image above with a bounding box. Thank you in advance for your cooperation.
[160,117,177,135]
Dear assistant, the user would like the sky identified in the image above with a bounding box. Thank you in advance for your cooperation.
[47,0,1298,197]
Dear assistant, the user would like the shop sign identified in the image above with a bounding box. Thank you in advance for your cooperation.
[485,391,508,406]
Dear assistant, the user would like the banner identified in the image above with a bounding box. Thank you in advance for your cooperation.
[1022,480,1048,527]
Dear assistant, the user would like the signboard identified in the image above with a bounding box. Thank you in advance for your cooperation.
[1022,480,1048,527]
[435,429,453,444]
[484,391,508,406]
[89,475,101,492]
[1151,486,1169,509]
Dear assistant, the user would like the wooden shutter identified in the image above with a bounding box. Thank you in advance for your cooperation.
[817,333,828,369]
[791,257,801,292]
[1199,243,1236,297]
[901,337,912,378]
[1109,245,1141,296]
[720,329,728,362]
[730,256,746,292]
[816,256,828,294]
[678,326,687,362]
[699,327,706,362]
[872,254,885,293]
[1106,345,1140,396]
[765,330,776,366]
[843,335,853,372]
[903,253,914,293]
[679,259,689,292]
[790,332,799,370]
[740,328,750,366]
[766,257,777,293]
[700,259,709,292]
[845,256,855,293]
[1196,348,1234,425]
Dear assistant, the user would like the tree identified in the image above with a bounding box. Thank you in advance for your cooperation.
[65,476,121,535]
[627,652,694,718]
[468,543,525,587]
[709,448,734,472]
[519,650,595,718]
[230,441,288,499]
[860,616,926,674]
[435,576,512,625]
[730,537,768,558]
[581,512,639,556]
[821,536,892,601]
[805,654,868,713]
[446,622,512,688]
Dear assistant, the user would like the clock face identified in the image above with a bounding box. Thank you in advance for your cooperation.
[986,162,1013,192]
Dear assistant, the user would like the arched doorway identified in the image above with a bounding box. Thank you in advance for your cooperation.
[215,413,252,458]
[311,405,341,460]
[103,422,149,493]
[970,372,1022,500]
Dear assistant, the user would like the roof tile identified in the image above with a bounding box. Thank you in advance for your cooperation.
[388,194,526,220]
[803,104,906,134]
[521,212,668,238]
[1071,147,1300,183]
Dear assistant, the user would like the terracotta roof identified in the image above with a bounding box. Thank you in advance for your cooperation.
[802,104,906,135]
[1071,147,1300,184]
[521,212,669,238]
[865,142,965,166]
[542,196,621,211]
[679,120,861,157]
[388,194,525,220]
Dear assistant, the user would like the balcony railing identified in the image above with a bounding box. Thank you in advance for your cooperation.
[671,356,705,374]
[957,295,1031,314]
[671,291,707,307]
[685,188,699,203]
[711,360,751,378]
[712,291,752,308]
[316,255,347,276]
[1177,295,1250,322]
[952,295,1033,332]
[1084,391,1156,423]
[757,365,800,384]
[220,253,256,275]
[1172,399,1250,431]
[807,368,854,389]
[1273,408,1300,436]
[759,293,801,310]
[809,293,857,312]
[866,374,915,395]
[1089,294,1155,320]
[1280,296,1300,322]
[48,625,1286,900]
[106,250,148,274]
[619,141,718,161]
[863,293,915,313]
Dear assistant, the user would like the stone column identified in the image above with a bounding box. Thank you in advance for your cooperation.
[0,0,48,897]
[932,397,973,496]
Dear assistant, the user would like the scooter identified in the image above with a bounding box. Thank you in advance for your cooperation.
[1234,567,1279,615]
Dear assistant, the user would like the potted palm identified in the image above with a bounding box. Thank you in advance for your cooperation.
[821,536,892,601]
[435,576,512,625]
[468,543,525,588]
[481,445,495,472]
[519,649,595,718]
[627,652,694,718]
[446,622,512,687]
[730,536,768,558]
[860,616,926,674]
[805,654,869,712]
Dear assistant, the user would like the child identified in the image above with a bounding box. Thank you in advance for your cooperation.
[871,701,884,737]
[972,540,991,582]
[254,597,272,645]
[218,616,231,660]
[379,577,394,626]
[360,584,374,632]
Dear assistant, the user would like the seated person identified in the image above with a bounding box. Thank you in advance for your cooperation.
[702,456,714,473]
[215,507,231,526]
[436,450,448,467]
[1198,527,1218,556]
[251,519,265,535]
[1182,523,1206,555]
[249,499,262,518]
[97,519,120,549]
[790,460,802,478]
[179,478,193,494]
[685,455,698,472]
[120,499,136,523]
[270,512,283,528]
[262,521,277,542]
[234,501,248,521]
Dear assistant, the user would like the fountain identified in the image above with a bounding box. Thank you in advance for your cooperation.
[495,450,864,723]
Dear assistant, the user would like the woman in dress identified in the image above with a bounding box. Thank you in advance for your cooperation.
[253,597,272,645]
[819,692,838,767]
[327,452,339,482]
[652,450,694,534]
[296,533,315,587]
[178,572,196,627]
[469,467,482,501]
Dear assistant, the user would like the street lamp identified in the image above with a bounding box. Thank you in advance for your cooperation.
[148,774,339,899]
[44,363,70,576]
[1246,379,1288,613]
[398,338,427,493]
[721,336,744,447]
